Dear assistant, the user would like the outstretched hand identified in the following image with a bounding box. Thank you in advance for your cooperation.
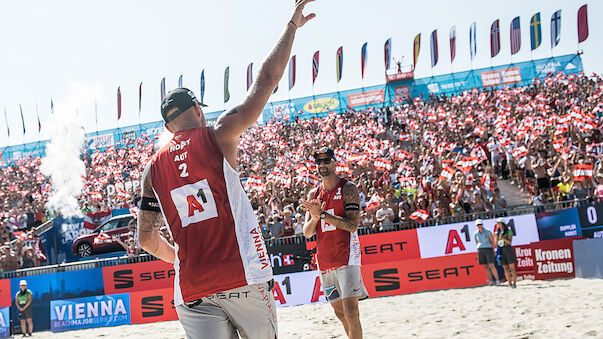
[290,0,316,28]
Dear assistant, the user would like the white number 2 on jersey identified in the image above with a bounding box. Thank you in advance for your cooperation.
[321,208,336,232]
[178,163,189,177]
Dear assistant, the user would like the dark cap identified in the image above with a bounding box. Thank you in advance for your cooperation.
[313,147,335,160]
[160,88,207,123]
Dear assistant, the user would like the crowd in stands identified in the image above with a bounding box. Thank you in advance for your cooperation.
[1,71,603,264]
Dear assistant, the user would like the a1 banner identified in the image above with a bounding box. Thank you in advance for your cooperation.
[50,293,131,332]
[272,271,326,307]
[306,229,421,265]
[362,253,487,298]
[103,261,175,295]
[130,288,177,324]
[0,307,8,338]
[416,214,540,259]
[532,238,577,280]
[513,245,535,280]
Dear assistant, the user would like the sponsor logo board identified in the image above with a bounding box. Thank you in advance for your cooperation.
[103,261,175,294]
[50,293,131,332]
[532,238,577,280]
[536,208,582,240]
[0,307,8,338]
[347,90,384,107]
[394,86,411,101]
[130,288,177,324]
[303,98,339,114]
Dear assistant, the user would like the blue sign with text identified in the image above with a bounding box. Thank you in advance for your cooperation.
[536,208,582,240]
[0,307,9,338]
[50,293,131,332]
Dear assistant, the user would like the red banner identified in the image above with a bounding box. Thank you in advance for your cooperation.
[0,279,11,307]
[513,245,535,280]
[306,229,421,265]
[103,260,175,295]
[362,253,486,298]
[130,288,178,324]
[532,238,577,280]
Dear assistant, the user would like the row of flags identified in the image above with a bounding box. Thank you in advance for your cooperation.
[3,102,46,137]
[418,5,589,68]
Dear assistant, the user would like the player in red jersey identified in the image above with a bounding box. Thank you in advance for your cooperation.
[301,148,368,339]
[137,1,316,338]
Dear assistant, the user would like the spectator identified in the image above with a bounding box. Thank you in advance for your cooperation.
[20,247,39,269]
[268,216,284,240]
[489,188,507,210]
[15,280,33,336]
[375,201,395,231]
[0,244,19,272]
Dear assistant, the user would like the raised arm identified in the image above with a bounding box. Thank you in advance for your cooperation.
[137,163,176,263]
[214,0,316,165]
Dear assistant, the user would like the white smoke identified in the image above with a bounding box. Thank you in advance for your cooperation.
[40,83,103,217]
[156,127,173,150]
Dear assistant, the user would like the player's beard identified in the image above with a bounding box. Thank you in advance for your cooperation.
[318,166,331,177]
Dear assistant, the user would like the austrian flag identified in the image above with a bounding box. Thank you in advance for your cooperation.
[439,166,457,182]
[481,173,497,191]
[512,146,528,159]
[365,194,384,210]
[246,175,263,187]
[409,209,429,223]
[455,157,479,174]
[573,164,593,181]
[374,158,392,171]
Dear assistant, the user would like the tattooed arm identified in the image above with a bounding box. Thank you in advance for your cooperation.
[322,182,361,233]
[138,163,175,263]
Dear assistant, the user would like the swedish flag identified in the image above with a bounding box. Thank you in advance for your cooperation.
[530,12,542,50]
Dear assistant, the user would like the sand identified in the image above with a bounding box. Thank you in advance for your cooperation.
[37,278,603,339]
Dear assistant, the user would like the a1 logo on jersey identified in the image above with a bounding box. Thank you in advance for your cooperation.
[333,187,342,200]
[321,208,336,232]
[170,179,218,227]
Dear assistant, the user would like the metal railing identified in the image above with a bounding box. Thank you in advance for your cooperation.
[2,198,595,279]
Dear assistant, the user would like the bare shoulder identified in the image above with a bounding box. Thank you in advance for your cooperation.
[141,161,155,198]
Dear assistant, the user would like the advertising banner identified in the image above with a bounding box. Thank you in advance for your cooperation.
[0,280,11,308]
[103,260,175,295]
[347,90,384,107]
[513,245,535,281]
[130,288,177,324]
[0,307,9,338]
[577,203,603,238]
[416,214,539,259]
[52,216,91,264]
[272,270,326,307]
[362,253,486,298]
[267,243,309,275]
[532,238,576,280]
[50,293,131,332]
[10,268,105,331]
[536,208,581,240]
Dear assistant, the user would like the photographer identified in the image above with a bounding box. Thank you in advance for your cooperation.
[495,219,517,288]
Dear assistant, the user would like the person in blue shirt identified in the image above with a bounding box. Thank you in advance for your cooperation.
[473,219,501,286]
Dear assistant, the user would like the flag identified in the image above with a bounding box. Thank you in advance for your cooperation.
[312,51,319,85]
[366,194,384,211]
[247,63,253,91]
[439,166,457,182]
[530,12,542,50]
[430,30,438,67]
[512,146,528,159]
[4,107,9,137]
[160,77,166,101]
[361,42,368,79]
[578,5,588,43]
[374,158,392,171]
[200,70,205,105]
[288,55,296,90]
[491,19,501,57]
[83,210,112,230]
[384,38,391,71]
[19,104,25,135]
[36,104,41,132]
[224,66,230,103]
[413,33,421,68]
[336,46,343,83]
[455,157,479,174]
[449,26,456,62]
[178,75,183,88]
[117,87,122,120]
[409,209,429,223]
[50,98,54,114]
[481,173,497,191]
[469,22,477,60]
[138,82,142,114]
[573,164,592,181]
[510,17,521,55]
[551,10,561,48]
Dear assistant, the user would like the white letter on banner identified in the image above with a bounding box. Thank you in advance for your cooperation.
[75,303,85,319]
[106,185,115,197]
[114,299,127,315]
[87,302,98,317]
[101,300,112,316]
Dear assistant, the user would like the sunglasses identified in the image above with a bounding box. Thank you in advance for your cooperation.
[315,158,332,165]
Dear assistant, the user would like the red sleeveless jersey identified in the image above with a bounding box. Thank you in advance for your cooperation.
[313,178,362,270]
[149,126,272,306]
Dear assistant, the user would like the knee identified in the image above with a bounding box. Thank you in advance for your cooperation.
[334,309,346,321]
[343,306,360,324]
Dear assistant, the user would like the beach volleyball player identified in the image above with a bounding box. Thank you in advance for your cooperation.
[136,1,316,338]
[301,148,368,339]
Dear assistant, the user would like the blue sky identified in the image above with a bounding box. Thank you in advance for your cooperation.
[0,0,601,146]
